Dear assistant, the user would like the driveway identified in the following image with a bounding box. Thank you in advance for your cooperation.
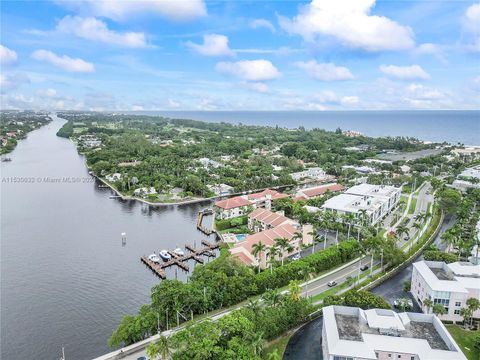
[283,317,323,360]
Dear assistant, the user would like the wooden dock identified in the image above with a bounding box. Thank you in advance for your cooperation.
[141,240,221,279]
[197,209,214,235]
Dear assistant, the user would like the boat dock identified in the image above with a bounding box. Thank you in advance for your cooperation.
[141,240,220,279]
[197,209,214,235]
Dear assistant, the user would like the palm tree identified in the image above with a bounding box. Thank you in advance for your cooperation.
[423,298,433,314]
[274,237,293,266]
[396,224,409,242]
[247,331,265,356]
[299,265,315,298]
[146,335,172,360]
[412,221,422,237]
[343,213,356,240]
[358,209,369,227]
[432,304,447,317]
[246,299,262,319]
[252,241,267,273]
[308,229,320,254]
[466,297,480,326]
[262,288,283,307]
[460,307,472,328]
[267,245,280,273]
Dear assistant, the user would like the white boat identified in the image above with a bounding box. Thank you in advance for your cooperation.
[148,253,161,263]
[159,250,171,261]
[173,248,185,256]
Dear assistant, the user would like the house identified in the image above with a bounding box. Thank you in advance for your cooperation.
[133,187,157,198]
[290,167,328,181]
[198,157,221,169]
[452,147,480,162]
[248,208,297,232]
[207,183,234,196]
[294,183,345,201]
[6,132,17,138]
[118,160,142,167]
[230,222,313,268]
[105,173,122,182]
[411,260,480,322]
[342,130,363,137]
[214,196,253,219]
[342,165,378,174]
[451,165,480,192]
[321,184,401,226]
[401,165,412,173]
[322,305,467,360]
[246,189,289,210]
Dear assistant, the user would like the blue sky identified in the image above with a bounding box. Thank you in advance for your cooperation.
[1,0,479,111]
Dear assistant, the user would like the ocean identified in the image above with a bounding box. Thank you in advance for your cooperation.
[129,110,480,146]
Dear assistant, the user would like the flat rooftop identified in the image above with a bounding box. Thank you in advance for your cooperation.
[335,314,449,351]
[431,267,455,281]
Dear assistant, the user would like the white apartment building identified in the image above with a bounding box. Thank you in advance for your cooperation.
[290,167,328,181]
[411,260,480,322]
[321,184,401,226]
[322,305,467,360]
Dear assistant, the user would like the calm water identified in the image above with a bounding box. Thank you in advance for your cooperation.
[133,111,480,146]
[1,116,214,360]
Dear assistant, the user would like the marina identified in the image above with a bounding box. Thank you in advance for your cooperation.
[140,240,221,279]
[197,208,214,235]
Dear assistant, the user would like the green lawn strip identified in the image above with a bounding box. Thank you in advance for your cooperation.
[402,207,441,253]
[408,197,417,214]
[262,331,294,359]
[445,324,480,360]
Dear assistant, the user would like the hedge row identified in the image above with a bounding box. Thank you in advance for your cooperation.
[215,215,248,231]
[423,250,458,263]
[254,240,359,292]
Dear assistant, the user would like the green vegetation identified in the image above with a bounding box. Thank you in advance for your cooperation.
[109,240,359,348]
[0,111,52,154]
[323,290,392,309]
[146,282,312,360]
[424,250,458,263]
[55,112,436,200]
[408,197,417,214]
[261,332,293,359]
[445,325,480,360]
[215,215,251,234]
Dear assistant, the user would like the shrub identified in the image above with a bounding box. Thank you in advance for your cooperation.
[324,290,391,310]
[424,250,457,263]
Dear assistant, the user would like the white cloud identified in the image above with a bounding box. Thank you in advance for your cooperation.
[57,16,148,48]
[295,61,354,81]
[0,44,18,65]
[241,82,269,93]
[185,34,235,57]
[413,43,447,64]
[0,73,30,91]
[463,3,480,52]
[36,88,58,98]
[54,0,207,22]
[216,60,281,81]
[167,98,180,108]
[32,50,95,73]
[341,96,359,106]
[379,64,430,80]
[313,90,338,103]
[250,19,276,33]
[279,0,414,51]
[407,83,444,100]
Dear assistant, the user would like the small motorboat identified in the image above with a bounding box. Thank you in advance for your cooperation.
[148,253,161,263]
[1,158,12,162]
[159,250,172,261]
[173,248,185,257]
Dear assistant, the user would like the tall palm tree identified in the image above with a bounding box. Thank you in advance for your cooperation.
[343,213,356,239]
[267,245,280,273]
[299,265,315,298]
[466,297,480,326]
[460,307,472,329]
[252,241,267,273]
[288,280,301,302]
[274,237,293,266]
[146,335,172,360]
[432,304,446,317]
[262,288,283,307]
[423,298,433,314]
[412,221,422,240]
[358,209,369,227]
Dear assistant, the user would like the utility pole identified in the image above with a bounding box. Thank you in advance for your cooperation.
[157,312,160,334]
[166,308,169,331]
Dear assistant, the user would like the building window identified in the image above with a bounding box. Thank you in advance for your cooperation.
[388,355,392,358]
[455,302,461,307]
[398,356,402,359]
[454,310,460,315]
[411,357,415,360]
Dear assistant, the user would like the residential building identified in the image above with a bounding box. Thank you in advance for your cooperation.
[230,222,313,268]
[322,305,467,360]
[451,165,480,192]
[214,196,253,219]
[248,208,297,232]
[133,187,157,198]
[105,173,122,182]
[411,260,480,322]
[452,147,480,162]
[321,184,401,226]
[294,183,345,201]
[246,189,289,210]
[207,183,234,196]
[198,157,221,169]
[342,165,378,174]
[290,167,329,181]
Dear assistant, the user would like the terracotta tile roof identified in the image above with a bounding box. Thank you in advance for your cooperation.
[301,183,345,198]
[248,208,292,227]
[233,223,299,254]
[214,196,252,210]
[247,189,289,201]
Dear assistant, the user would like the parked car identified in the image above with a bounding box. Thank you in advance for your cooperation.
[360,264,369,271]
[327,280,337,287]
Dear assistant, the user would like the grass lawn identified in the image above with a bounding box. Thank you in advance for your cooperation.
[262,331,294,359]
[445,324,479,360]
[408,197,417,214]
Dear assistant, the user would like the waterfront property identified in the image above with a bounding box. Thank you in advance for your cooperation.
[452,165,480,192]
[293,183,345,201]
[214,188,288,219]
[207,183,234,196]
[321,184,401,226]
[230,222,313,268]
[248,208,297,232]
[411,260,480,322]
[322,305,467,360]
